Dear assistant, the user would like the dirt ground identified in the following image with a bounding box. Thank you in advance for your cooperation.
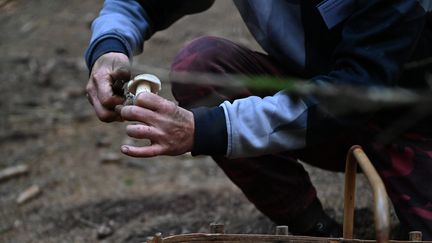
[0,1,399,242]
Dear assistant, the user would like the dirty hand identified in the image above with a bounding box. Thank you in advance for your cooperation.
[117,92,195,157]
[86,52,131,122]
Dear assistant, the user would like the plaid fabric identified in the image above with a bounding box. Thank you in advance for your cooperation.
[365,127,432,239]
[170,36,432,239]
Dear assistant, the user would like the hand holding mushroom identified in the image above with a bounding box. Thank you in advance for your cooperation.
[116,74,195,157]
[86,52,131,122]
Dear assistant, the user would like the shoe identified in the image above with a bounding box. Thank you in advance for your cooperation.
[303,210,342,237]
[289,199,342,238]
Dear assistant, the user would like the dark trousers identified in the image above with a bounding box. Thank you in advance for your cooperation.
[170,36,432,239]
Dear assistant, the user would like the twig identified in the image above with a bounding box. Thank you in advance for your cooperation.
[16,185,41,205]
[0,165,29,182]
[75,216,98,228]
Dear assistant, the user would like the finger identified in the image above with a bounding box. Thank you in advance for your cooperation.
[86,81,96,106]
[115,105,124,114]
[93,96,123,122]
[126,124,160,140]
[87,84,122,122]
[121,144,163,158]
[86,92,93,106]
[119,105,155,124]
[93,74,124,110]
[134,92,166,111]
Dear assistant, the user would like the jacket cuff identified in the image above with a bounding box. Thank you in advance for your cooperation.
[85,37,128,71]
[190,106,227,156]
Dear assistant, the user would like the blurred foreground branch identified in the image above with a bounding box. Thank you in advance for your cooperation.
[133,63,432,112]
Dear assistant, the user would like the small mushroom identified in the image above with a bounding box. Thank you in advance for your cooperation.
[127,74,161,96]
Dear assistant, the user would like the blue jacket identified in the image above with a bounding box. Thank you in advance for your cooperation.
[85,0,432,158]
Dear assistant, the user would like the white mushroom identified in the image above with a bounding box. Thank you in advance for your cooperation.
[127,74,162,96]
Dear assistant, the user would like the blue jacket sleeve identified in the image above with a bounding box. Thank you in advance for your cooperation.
[84,0,214,71]
[84,0,151,70]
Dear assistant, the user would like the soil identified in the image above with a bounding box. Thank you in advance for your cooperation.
[0,0,399,242]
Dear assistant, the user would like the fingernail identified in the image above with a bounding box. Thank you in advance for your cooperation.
[115,105,124,113]
[121,145,129,153]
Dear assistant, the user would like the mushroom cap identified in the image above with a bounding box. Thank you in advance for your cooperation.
[127,74,162,94]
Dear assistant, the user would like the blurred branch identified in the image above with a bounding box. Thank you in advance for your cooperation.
[132,63,432,141]
[404,57,432,70]
[132,63,432,112]
[375,104,432,145]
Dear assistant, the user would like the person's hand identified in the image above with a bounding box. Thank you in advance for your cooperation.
[117,92,195,157]
[86,52,131,122]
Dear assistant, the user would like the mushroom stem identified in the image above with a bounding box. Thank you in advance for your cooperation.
[127,74,162,96]
[136,81,152,95]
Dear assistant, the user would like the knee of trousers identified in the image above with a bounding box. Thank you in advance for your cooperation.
[171,36,234,73]
[170,36,236,105]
